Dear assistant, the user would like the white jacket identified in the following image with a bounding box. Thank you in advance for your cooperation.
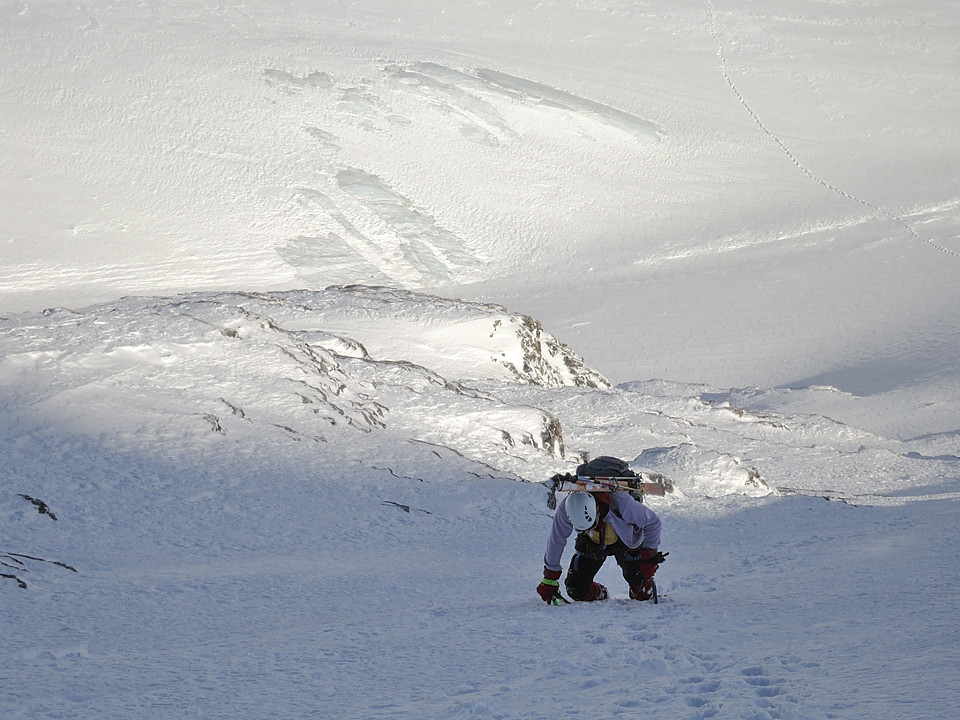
[543,492,661,573]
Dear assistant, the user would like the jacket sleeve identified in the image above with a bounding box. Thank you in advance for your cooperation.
[543,495,575,573]
[617,493,662,549]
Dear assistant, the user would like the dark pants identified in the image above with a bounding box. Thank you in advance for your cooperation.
[565,532,648,600]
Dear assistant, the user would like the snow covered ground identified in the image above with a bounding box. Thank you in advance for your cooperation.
[2,1,959,719]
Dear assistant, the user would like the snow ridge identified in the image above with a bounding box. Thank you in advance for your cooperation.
[0,287,611,481]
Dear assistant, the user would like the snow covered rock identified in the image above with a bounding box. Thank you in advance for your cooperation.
[251,285,611,388]
[0,287,589,481]
[635,444,771,498]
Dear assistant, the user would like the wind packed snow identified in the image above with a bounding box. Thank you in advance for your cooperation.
[2,1,959,719]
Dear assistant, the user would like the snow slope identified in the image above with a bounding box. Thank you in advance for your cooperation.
[2,1,959,718]
[3,288,959,719]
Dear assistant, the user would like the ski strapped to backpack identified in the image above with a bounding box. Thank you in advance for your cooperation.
[545,472,674,510]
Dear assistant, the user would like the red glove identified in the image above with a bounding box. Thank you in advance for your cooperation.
[630,548,666,601]
[536,567,563,603]
[639,548,664,580]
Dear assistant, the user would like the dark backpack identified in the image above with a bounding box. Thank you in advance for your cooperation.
[576,456,635,478]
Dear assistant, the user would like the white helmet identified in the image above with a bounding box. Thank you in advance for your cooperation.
[565,492,598,531]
